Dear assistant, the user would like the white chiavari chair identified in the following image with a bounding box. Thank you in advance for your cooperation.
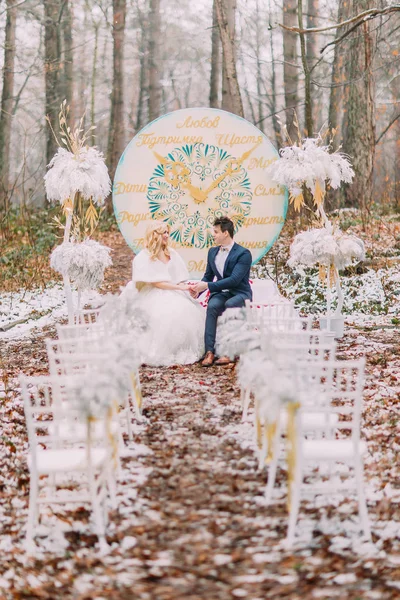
[46,338,135,443]
[20,374,115,553]
[285,358,371,547]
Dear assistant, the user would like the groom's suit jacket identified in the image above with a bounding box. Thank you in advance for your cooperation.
[202,242,253,300]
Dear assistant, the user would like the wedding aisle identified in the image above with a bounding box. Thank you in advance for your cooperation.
[1,317,400,598]
[1,226,400,598]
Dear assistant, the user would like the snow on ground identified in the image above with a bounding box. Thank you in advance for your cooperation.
[0,284,102,340]
[1,251,400,597]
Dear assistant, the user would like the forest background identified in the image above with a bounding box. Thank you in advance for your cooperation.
[0,0,399,290]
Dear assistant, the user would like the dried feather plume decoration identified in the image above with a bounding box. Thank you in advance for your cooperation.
[288,225,365,271]
[44,101,111,208]
[46,102,113,307]
[50,239,112,291]
[45,146,111,207]
[267,120,364,318]
[266,127,354,217]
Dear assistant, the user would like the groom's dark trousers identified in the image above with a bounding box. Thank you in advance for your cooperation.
[202,242,253,354]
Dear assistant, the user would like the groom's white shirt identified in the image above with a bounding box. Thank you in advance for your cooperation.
[215,241,235,278]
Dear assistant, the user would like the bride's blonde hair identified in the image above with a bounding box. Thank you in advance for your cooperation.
[144,220,171,260]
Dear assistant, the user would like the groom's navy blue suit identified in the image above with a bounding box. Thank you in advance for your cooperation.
[202,242,253,354]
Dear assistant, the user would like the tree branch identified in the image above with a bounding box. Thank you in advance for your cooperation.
[279,5,400,35]
[376,112,400,145]
[320,19,363,54]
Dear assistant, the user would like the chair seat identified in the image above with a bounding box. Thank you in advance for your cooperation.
[302,439,367,460]
[28,448,108,474]
[49,420,119,440]
[280,411,338,429]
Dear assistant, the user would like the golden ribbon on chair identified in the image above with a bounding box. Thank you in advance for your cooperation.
[264,421,277,464]
[130,371,143,411]
[286,401,300,511]
[255,414,263,449]
[107,402,119,468]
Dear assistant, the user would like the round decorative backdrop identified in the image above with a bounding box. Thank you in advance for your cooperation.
[113,107,287,278]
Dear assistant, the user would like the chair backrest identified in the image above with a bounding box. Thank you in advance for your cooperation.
[298,358,366,439]
[46,338,108,377]
[73,308,102,325]
[56,321,105,342]
[262,328,333,355]
[245,300,296,325]
[259,315,314,335]
[271,338,337,365]
[20,374,106,474]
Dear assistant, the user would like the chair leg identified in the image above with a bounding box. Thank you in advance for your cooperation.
[286,464,302,548]
[265,431,281,503]
[26,475,39,551]
[107,466,118,510]
[354,457,372,541]
[240,386,245,409]
[125,401,134,441]
[88,470,108,551]
[242,389,251,421]
[131,371,143,422]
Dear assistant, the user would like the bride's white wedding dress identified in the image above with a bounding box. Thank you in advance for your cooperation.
[131,248,205,366]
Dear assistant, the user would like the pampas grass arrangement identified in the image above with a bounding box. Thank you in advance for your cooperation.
[267,121,364,325]
[45,101,112,320]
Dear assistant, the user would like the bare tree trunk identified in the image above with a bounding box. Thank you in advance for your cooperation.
[61,0,73,115]
[76,1,88,126]
[395,120,400,209]
[107,0,126,195]
[283,0,299,141]
[255,0,264,131]
[135,5,149,131]
[209,0,221,108]
[342,1,375,214]
[44,0,62,166]
[240,52,256,123]
[0,0,17,208]
[306,0,318,129]
[328,0,350,147]
[215,0,243,117]
[148,0,161,121]
[268,0,280,147]
[90,21,100,144]
[298,0,313,136]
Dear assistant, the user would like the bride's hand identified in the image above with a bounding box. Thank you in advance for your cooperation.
[177,283,190,291]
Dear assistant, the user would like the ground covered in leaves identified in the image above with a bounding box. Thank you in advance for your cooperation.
[1,220,400,599]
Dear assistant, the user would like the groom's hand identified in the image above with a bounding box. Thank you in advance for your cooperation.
[191,281,208,295]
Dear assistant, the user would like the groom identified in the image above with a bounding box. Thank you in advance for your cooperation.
[190,216,252,367]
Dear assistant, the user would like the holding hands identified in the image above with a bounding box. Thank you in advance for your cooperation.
[188,281,208,299]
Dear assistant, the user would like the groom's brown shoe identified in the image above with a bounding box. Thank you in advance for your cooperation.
[201,351,215,367]
[214,355,233,366]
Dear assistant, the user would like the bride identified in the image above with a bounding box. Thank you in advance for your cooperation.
[131,220,205,366]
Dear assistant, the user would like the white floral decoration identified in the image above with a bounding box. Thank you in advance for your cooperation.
[67,336,141,419]
[44,146,111,205]
[288,226,365,271]
[50,239,112,290]
[216,308,261,359]
[267,137,354,198]
[98,288,149,349]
